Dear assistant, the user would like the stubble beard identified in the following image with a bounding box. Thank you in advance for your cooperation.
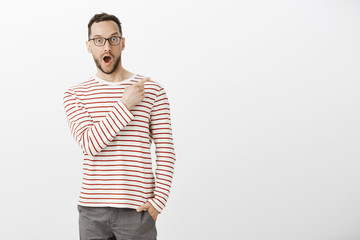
[93,54,121,75]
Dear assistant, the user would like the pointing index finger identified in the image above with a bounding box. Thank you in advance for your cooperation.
[135,77,151,86]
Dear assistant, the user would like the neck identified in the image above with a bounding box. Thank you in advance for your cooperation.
[96,64,132,82]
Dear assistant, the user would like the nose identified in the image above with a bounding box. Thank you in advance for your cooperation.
[103,39,112,51]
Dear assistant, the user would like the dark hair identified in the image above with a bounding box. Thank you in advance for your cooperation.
[88,12,122,39]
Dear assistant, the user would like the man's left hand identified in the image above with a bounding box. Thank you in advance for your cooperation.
[136,202,159,221]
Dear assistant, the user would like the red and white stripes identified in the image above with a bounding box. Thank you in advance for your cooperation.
[63,74,176,213]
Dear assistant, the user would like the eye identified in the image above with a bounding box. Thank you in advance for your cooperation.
[110,36,119,44]
[95,38,104,44]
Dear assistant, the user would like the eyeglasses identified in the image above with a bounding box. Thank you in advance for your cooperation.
[88,36,122,46]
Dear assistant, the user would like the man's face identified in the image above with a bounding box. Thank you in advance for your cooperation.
[86,21,124,74]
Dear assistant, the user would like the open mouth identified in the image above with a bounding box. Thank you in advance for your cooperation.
[103,55,112,64]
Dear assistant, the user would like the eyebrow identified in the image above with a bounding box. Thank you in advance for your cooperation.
[93,32,120,37]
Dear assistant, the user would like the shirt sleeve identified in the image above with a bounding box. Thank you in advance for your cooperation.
[148,87,176,213]
[63,88,135,158]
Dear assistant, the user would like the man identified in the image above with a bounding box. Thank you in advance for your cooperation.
[63,12,176,240]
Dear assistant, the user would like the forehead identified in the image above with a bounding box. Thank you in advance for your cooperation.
[90,21,120,37]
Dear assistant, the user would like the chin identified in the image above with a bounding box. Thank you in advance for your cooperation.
[101,67,117,75]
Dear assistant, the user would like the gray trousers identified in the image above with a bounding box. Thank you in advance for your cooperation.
[78,205,157,240]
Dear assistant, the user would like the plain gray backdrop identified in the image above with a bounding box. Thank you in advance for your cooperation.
[0,0,359,239]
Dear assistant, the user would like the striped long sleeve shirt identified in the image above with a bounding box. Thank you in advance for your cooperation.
[62,73,176,213]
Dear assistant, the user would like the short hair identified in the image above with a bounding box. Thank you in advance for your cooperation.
[87,12,122,39]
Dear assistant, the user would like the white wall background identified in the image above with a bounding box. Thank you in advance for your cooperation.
[0,0,359,239]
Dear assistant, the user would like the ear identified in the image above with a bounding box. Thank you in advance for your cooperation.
[121,37,125,51]
[86,40,91,53]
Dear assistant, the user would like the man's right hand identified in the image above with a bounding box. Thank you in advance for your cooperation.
[121,77,150,110]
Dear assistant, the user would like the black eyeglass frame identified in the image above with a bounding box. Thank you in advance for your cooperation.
[88,36,122,46]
